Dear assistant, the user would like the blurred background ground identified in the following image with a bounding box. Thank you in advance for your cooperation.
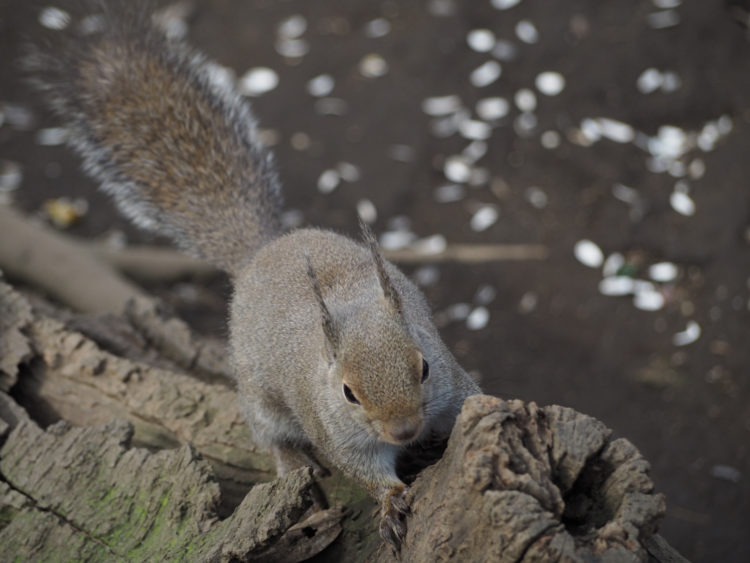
[1,1,748,561]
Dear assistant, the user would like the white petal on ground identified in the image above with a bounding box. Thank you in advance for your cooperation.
[317,169,341,193]
[466,307,490,330]
[446,303,471,321]
[359,54,389,78]
[670,191,695,216]
[633,286,665,311]
[514,89,537,112]
[535,72,565,96]
[336,161,361,182]
[476,97,510,121]
[380,230,417,250]
[462,140,488,163]
[672,320,701,346]
[648,262,679,282]
[414,266,440,287]
[637,68,663,93]
[470,61,502,87]
[422,95,462,116]
[525,186,548,208]
[647,10,680,29]
[459,119,492,140]
[444,156,473,183]
[307,74,335,97]
[277,14,307,39]
[597,118,635,143]
[434,184,466,203]
[364,18,391,38]
[356,199,377,223]
[491,0,522,9]
[470,206,499,231]
[540,130,561,148]
[474,284,497,305]
[39,7,71,30]
[574,239,604,268]
[238,67,279,96]
[36,127,68,146]
[275,38,310,58]
[467,29,496,52]
[602,252,626,277]
[0,160,23,192]
[515,20,539,43]
[599,276,636,296]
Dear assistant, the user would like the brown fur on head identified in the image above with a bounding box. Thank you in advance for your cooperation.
[337,307,426,445]
[306,241,429,445]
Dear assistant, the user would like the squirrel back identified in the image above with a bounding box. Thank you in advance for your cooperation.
[25,2,282,274]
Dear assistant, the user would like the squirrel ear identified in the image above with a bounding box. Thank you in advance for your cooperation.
[359,220,403,315]
[305,255,339,355]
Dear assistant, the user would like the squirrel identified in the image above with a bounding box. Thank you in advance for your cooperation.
[26,1,481,550]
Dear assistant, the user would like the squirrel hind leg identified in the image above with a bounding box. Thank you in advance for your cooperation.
[272,444,329,478]
[240,400,328,476]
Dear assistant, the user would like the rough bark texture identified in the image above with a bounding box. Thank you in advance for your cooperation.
[395,395,667,562]
[0,406,340,561]
[0,275,684,561]
[0,279,33,392]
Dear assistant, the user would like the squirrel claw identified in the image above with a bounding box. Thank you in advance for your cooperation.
[379,484,409,552]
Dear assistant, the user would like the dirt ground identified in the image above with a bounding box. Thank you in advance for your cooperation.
[1,1,748,561]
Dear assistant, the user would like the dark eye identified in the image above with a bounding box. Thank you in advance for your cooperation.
[421,358,429,383]
[343,384,361,405]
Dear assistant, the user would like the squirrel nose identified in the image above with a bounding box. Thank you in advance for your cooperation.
[389,420,421,444]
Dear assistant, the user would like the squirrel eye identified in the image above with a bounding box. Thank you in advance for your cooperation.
[342,384,360,405]
[421,358,429,383]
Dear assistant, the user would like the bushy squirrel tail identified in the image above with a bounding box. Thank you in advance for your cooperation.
[25,2,283,275]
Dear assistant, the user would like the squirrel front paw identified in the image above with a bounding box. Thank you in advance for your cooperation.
[379,484,409,552]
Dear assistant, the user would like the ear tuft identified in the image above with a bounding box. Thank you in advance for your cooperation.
[359,220,403,314]
[305,254,339,352]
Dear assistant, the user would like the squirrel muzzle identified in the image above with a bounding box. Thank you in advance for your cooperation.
[380,416,423,445]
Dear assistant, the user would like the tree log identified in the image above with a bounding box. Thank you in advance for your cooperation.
[0,406,342,561]
[0,270,685,561]
[396,395,668,562]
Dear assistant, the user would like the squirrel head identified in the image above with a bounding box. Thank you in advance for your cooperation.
[335,309,427,445]
[306,243,429,446]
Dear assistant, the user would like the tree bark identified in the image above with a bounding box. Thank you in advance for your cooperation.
[0,265,685,561]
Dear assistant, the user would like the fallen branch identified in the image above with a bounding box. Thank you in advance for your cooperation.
[0,205,147,315]
[0,206,232,382]
[0,208,547,307]
[88,241,550,272]
[85,242,216,283]
[383,242,549,263]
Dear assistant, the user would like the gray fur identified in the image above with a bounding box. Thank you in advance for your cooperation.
[28,2,481,550]
[305,254,339,354]
[231,229,480,507]
[25,1,281,274]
